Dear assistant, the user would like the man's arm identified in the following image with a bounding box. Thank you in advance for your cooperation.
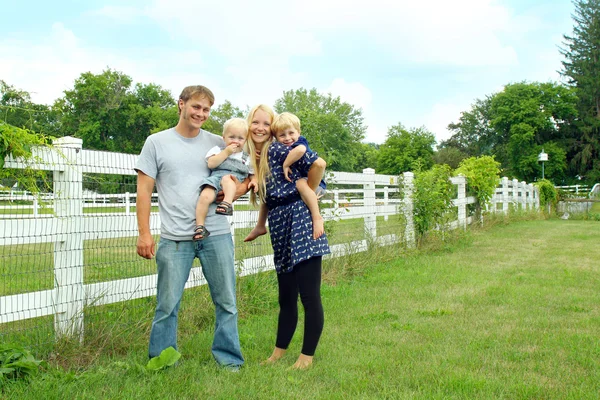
[136,171,156,259]
[216,176,251,203]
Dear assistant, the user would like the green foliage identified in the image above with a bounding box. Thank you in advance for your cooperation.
[145,347,181,371]
[0,344,45,386]
[433,146,467,169]
[55,69,177,153]
[412,164,454,243]
[377,124,435,175]
[560,0,600,180]
[0,122,52,193]
[443,82,578,182]
[442,97,495,157]
[0,80,60,136]
[455,156,501,209]
[489,82,576,181]
[535,179,558,207]
[274,88,367,172]
[202,100,245,135]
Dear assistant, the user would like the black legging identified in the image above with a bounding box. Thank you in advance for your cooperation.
[275,256,324,356]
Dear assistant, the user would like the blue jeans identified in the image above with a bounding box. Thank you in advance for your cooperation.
[148,234,244,367]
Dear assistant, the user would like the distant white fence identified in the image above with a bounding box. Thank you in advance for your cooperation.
[0,137,538,341]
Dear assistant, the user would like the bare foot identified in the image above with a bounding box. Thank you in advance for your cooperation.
[291,354,313,370]
[261,347,286,365]
[312,217,324,240]
[244,226,268,242]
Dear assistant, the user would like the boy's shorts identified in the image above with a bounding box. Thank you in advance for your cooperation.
[315,186,326,198]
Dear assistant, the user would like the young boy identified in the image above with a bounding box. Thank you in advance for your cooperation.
[194,117,256,241]
[248,112,326,240]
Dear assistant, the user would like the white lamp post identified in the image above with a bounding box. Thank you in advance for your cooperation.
[538,149,548,179]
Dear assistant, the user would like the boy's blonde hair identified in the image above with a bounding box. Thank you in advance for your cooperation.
[272,112,301,134]
[244,104,276,206]
[223,117,248,137]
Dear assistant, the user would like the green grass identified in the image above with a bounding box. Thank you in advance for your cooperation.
[2,219,599,398]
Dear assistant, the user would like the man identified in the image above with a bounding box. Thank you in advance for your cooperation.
[135,85,245,368]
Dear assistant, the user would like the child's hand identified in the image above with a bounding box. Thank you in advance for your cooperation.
[226,143,241,154]
[283,166,292,182]
[248,178,259,193]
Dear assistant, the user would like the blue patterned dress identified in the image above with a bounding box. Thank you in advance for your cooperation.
[266,142,330,273]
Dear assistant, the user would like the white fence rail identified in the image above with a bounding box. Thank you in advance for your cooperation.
[0,137,539,341]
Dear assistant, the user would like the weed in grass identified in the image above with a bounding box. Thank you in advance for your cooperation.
[0,344,46,388]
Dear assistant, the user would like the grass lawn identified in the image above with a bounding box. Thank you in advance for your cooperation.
[2,219,600,399]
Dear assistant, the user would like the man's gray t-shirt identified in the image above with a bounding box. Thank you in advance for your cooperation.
[135,127,230,240]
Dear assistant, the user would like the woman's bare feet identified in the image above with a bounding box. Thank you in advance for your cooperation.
[312,216,324,240]
[244,225,268,242]
[291,353,313,370]
[261,347,286,365]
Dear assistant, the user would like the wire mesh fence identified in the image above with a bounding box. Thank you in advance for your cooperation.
[0,137,538,352]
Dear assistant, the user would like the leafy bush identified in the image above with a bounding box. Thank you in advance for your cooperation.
[0,122,52,194]
[412,164,454,244]
[535,179,558,207]
[455,155,501,213]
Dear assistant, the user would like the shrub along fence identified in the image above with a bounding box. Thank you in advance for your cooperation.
[0,137,539,349]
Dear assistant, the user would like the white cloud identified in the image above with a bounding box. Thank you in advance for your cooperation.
[422,100,470,144]
[325,78,373,112]
[86,6,143,23]
[0,23,213,105]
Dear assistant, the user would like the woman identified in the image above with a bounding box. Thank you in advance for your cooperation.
[244,104,329,369]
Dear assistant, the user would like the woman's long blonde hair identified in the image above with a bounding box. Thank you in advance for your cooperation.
[245,104,276,206]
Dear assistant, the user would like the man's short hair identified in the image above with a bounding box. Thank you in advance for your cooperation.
[272,112,301,134]
[179,85,215,106]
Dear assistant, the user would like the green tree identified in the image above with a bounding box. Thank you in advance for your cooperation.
[441,97,495,157]
[202,100,245,135]
[55,69,177,153]
[355,142,379,171]
[443,82,577,182]
[560,0,600,181]
[377,124,435,175]
[274,88,367,172]
[489,82,576,181]
[0,81,59,136]
[433,146,467,169]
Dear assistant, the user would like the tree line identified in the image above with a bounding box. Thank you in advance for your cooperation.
[1,0,598,184]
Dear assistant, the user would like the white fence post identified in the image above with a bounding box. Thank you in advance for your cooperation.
[125,192,131,215]
[456,175,467,229]
[362,168,377,240]
[512,179,519,210]
[383,186,389,221]
[501,177,509,214]
[52,136,84,341]
[33,197,39,217]
[402,172,416,248]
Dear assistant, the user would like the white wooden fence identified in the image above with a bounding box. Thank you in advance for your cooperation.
[0,137,539,342]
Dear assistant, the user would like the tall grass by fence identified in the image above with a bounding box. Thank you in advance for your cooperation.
[0,137,539,350]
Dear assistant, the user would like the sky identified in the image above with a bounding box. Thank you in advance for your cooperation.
[1,0,575,145]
